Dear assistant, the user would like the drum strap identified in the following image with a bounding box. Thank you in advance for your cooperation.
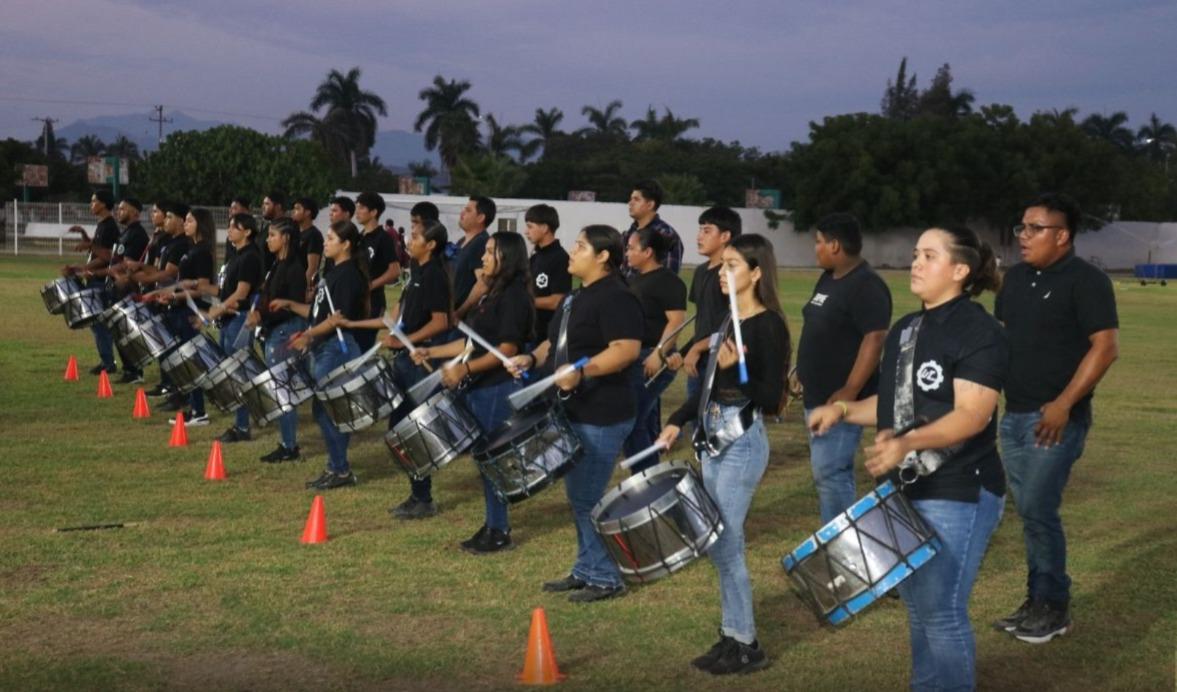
[554,292,576,368]
[696,314,731,425]
[893,315,960,482]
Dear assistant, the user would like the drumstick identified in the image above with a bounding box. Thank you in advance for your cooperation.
[507,356,591,411]
[231,295,261,351]
[618,441,667,471]
[382,317,432,373]
[407,340,474,405]
[724,268,749,385]
[457,321,527,378]
[644,314,697,387]
[182,289,211,327]
[320,282,349,355]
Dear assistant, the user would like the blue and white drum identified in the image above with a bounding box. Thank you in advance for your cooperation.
[41,276,83,315]
[159,333,224,394]
[62,287,107,329]
[115,314,177,369]
[238,357,314,427]
[314,356,404,433]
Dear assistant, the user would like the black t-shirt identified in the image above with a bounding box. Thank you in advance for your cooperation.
[113,222,150,264]
[399,259,451,337]
[689,261,727,348]
[363,226,398,314]
[175,240,213,310]
[797,262,893,408]
[668,310,790,426]
[452,230,489,308]
[92,216,120,258]
[629,267,688,347]
[876,295,1009,502]
[310,260,367,337]
[546,273,643,425]
[467,277,534,388]
[146,229,167,267]
[530,240,572,341]
[301,225,324,272]
[218,243,264,305]
[260,256,307,329]
[995,251,1118,424]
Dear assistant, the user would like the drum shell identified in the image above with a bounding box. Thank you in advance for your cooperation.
[99,297,152,340]
[314,357,404,433]
[41,277,82,315]
[472,406,581,504]
[592,460,724,584]
[238,357,314,426]
[115,315,177,369]
[159,333,224,394]
[202,349,267,413]
[62,288,107,329]
[385,388,480,480]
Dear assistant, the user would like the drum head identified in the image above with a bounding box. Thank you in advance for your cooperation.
[480,407,549,454]
[596,470,684,523]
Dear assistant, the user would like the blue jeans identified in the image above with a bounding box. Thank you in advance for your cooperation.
[463,378,520,531]
[805,408,864,524]
[265,317,308,449]
[566,418,635,588]
[1000,411,1089,604]
[91,320,116,370]
[385,351,433,502]
[701,409,770,644]
[166,309,205,417]
[898,489,1005,692]
[310,334,359,475]
[218,312,251,432]
[622,349,675,471]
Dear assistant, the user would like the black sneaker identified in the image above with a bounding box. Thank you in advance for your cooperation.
[118,370,144,384]
[390,496,439,520]
[460,525,489,551]
[218,426,252,443]
[314,472,358,490]
[161,394,185,412]
[992,598,1034,632]
[691,635,735,672]
[568,583,626,603]
[464,527,513,554]
[90,363,115,375]
[305,470,333,489]
[707,639,767,675]
[542,575,587,593]
[260,445,301,463]
[147,384,171,398]
[1012,601,1071,644]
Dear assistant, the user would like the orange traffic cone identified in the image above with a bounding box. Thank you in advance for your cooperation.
[132,387,151,418]
[517,607,566,685]
[168,411,188,447]
[204,440,226,480]
[300,495,328,544]
[96,370,113,398]
[63,355,79,381]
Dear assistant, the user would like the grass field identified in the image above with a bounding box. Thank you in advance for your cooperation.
[1,255,1174,691]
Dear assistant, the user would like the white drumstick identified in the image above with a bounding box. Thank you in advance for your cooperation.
[407,340,473,405]
[619,441,667,471]
[383,317,432,372]
[507,356,590,411]
[182,289,211,327]
[725,268,749,384]
[320,282,349,353]
[457,321,525,376]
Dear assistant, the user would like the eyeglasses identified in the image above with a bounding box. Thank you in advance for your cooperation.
[1014,223,1064,237]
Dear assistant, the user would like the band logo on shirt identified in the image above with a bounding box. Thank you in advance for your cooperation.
[917,360,944,392]
[810,293,828,307]
[536,272,549,290]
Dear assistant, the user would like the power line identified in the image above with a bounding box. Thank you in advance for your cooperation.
[0,95,286,124]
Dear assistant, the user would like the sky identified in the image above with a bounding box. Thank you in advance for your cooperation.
[2,0,1176,152]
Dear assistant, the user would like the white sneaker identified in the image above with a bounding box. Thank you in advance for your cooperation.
[168,411,210,426]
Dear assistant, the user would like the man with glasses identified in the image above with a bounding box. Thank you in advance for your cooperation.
[992,192,1119,644]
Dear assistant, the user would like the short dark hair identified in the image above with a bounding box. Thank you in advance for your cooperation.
[230,196,251,209]
[93,190,115,210]
[633,179,664,210]
[356,191,385,216]
[411,201,439,222]
[164,201,190,219]
[1027,192,1081,244]
[293,197,319,217]
[698,206,742,239]
[582,224,624,274]
[524,204,559,232]
[229,213,258,239]
[330,196,356,216]
[814,212,863,256]
[634,226,670,264]
[265,190,287,209]
[120,197,143,212]
[470,196,496,227]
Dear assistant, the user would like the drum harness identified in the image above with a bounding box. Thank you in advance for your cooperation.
[553,292,577,401]
[893,316,962,485]
[692,314,761,457]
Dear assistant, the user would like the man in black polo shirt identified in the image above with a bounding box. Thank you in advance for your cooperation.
[96,198,151,383]
[355,191,401,352]
[62,190,122,375]
[452,195,494,319]
[292,196,324,302]
[524,204,571,345]
[993,193,1120,644]
[620,179,683,277]
[797,213,892,523]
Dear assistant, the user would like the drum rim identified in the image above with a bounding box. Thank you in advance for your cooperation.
[317,356,390,394]
[205,349,264,386]
[591,459,701,532]
[471,406,565,460]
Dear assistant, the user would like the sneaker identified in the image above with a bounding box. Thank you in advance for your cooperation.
[568,583,626,603]
[691,635,735,672]
[1012,601,1071,644]
[707,639,767,675]
[305,470,333,489]
[391,496,439,520]
[90,363,115,375]
[460,525,489,551]
[313,472,358,490]
[463,527,513,554]
[118,370,144,384]
[542,575,587,593]
[218,426,252,443]
[160,394,185,412]
[147,384,171,398]
[260,445,301,463]
[992,598,1034,632]
[168,410,209,426]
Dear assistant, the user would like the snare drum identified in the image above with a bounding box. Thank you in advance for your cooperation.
[62,288,107,329]
[781,480,941,626]
[98,296,152,338]
[472,406,581,504]
[115,314,178,369]
[385,388,480,481]
[592,460,724,584]
[238,357,314,427]
[40,277,82,315]
[202,349,267,413]
[159,333,224,394]
[314,356,404,433]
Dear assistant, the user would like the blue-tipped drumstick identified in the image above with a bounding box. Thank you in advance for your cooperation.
[724,267,749,384]
[507,355,590,411]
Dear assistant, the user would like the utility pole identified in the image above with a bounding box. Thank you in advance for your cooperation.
[31,116,59,156]
[149,105,172,146]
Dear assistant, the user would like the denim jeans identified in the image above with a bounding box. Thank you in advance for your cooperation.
[386,351,433,502]
[463,378,520,531]
[805,408,864,524]
[1000,411,1088,604]
[264,316,308,449]
[622,348,675,471]
[898,489,1004,692]
[218,312,251,432]
[701,408,770,644]
[91,320,116,370]
[566,418,635,588]
[310,333,359,475]
[166,309,205,416]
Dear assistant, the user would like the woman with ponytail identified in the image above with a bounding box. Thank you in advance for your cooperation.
[808,226,1008,691]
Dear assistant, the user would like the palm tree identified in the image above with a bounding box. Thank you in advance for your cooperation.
[106,135,141,161]
[521,107,564,161]
[1137,112,1177,163]
[414,75,482,171]
[484,114,525,160]
[70,135,107,164]
[1034,107,1079,127]
[630,106,700,141]
[33,121,69,160]
[578,100,628,138]
[1081,112,1134,151]
[283,67,387,177]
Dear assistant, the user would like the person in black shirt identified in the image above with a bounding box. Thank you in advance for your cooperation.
[620,179,683,276]
[809,226,1008,691]
[61,191,121,375]
[260,191,288,271]
[208,213,264,443]
[413,232,533,552]
[797,213,892,523]
[658,234,788,676]
[93,198,151,383]
[991,193,1120,643]
[290,221,370,490]
[292,197,323,302]
[124,202,186,399]
[451,196,494,319]
[525,204,571,347]
[622,227,687,471]
[354,191,401,352]
[508,225,643,603]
